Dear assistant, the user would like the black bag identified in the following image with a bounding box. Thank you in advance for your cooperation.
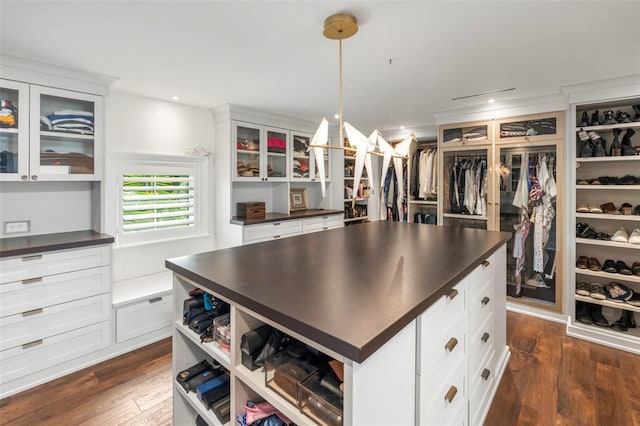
[199,375,230,409]
[183,296,205,324]
[254,328,291,368]
[176,360,210,384]
[241,325,272,371]
[189,312,217,334]
[180,369,219,393]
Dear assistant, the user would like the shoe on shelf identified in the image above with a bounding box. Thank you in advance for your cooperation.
[576,255,589,269]
[579,140,594,158]
[616,260,633,275]
[590,304,610,327]
[629,228,640,245]
[579,111,590,127]
[576,204,590,213]
[633,261,640,277]
[633,105,640,122]
[575,301,593,325]
[611,310,635,332]
[591,110,600,126]
[621,128,636,156]
[600,202,619,215]
[603,282,633,302]
[588,204,603,214]
[611,227,629,243]
[616,110,632,123]
[595,232,611,240]
[590,283,607,300]
[602,110,617,125]
[619,203,633,215]
[576,281,591,296]
[627,291,640,306]
[610,128,622,156]
[588,257,602,271]
[635,205,640,215]
[602,259,618,273]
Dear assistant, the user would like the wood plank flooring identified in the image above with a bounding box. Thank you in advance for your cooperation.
[1,312,638,425]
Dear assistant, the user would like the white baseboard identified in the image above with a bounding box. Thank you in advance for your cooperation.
[506,301,568,324]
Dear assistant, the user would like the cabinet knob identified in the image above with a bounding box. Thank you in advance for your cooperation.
[446,288,459,300]
[444,337,458,352]
[481,332,490,343]
[481,296,491,306]
[481,368,491,381]
[273,235,281,239]
[149,297,163,303]
[444,385,458,403]
[21,175,28,181]
[31,175,38,181]
[22,255,42,261]
[482,260,490,268]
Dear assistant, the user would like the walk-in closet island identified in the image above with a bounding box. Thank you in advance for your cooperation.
[167,222,511,425]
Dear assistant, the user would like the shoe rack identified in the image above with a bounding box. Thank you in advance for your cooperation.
[568,96,640,354]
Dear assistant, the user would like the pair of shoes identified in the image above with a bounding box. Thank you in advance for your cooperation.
[616,110,633,123]
[576,256,602,271]
[633,262,640,276]
[576,281,591,296]
[588,131,607,156]
[627,292,640,307]
[575,301,610,327]
[602,259,633,275]
[612,227,640,244]
[611,310,637,332]
[576,204,602,214]
[603,282,634,302]
[577,223,597,239]
[576,255,589,269]
[621,129,637,156]
[602,110,617,125]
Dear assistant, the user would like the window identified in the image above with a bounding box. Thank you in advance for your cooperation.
[115,155,206,246]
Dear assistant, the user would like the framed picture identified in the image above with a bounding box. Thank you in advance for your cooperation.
[289,188,308,211]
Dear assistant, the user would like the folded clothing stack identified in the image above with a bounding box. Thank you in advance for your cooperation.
[267,137,286,153]
[40,109,94,134]
[0,99,17,128]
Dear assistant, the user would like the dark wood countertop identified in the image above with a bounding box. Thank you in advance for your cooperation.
[166,221,510,363]
[0,230,114,258]
[230,209,343,225]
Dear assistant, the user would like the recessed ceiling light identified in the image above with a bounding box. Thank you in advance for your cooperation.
[400,126,405,130]
[334,114,340,119]
[171,95,180,101]
[488,98,495,104]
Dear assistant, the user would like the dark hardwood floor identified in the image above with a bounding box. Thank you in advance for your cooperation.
[1,312,638,425]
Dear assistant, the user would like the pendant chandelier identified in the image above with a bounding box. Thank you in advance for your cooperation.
[310,13,413,202]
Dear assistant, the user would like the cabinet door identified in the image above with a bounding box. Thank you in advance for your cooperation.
[29,85,103,181]
[0,79,30,182]
[291,131,312,182]
[264,126,289,181]
[233,121,263,181]
[496,112,563,144]
[440,120,492,147]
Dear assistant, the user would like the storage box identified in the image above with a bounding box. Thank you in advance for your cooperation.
[236,202,266,219]
[213,313,231,353]
[265,351,318,403]
[298,371,344,426]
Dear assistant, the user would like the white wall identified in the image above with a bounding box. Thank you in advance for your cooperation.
[104,91,216,281]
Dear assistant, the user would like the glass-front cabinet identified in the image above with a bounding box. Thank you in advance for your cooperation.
[496,112,563,144]
[0,80,103,181]
[233,120,289,182]
[440,120,492,147]
[290,131,330,183]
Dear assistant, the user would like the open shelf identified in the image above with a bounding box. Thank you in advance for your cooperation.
[175,382,229,426]
[575,213,640,221]
[40,130,94,140]
[574,294,640,314]
[575,268,640,284]
[410,199,437,205]
[575,122,640,132]
[576,185,640,190]
[577,156,640,163]
[174,321,231,370]
[576,238,640,250]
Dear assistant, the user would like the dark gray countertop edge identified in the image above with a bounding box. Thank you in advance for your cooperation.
[0,230,114,258]
[166,232,510,363]
[230,209,343,225]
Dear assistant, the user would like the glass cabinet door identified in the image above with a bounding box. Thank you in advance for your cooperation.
[234,122,262,181]
[30,86,101,181]
[265,127,288,181]
[440,121,492,147]
[496,112,563,144]
[291,132,311,181]
[0,79,29,181]
[498,146,558,306]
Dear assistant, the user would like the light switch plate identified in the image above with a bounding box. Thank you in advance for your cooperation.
[4,221,30,234]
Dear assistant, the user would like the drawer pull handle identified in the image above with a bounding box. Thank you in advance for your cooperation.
[323,216,329,219]
[444,337,458,352]
[446,289,459,300]
[273,235,281,239]
[481,332,490,343]
[22,339,43,349]
[481,296,490,306]
[22,255,42,261]
[444,385,458,403]
[149,297,163,303]
[22,308,43,317]
[273,223,281,226]
[22,277,43,285]
[323,227,328,230]
[481,368,491,381]
[482,260,490,268]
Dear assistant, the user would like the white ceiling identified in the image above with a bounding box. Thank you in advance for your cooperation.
[1,1,639,131]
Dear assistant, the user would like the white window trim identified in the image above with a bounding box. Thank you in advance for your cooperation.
[113,153,208,247]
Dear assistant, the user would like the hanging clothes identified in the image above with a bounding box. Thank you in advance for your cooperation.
[511,162,530,296]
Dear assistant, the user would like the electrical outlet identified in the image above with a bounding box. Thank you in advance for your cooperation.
[4,221,30,234]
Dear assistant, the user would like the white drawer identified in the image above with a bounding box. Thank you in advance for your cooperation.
[0,294,111,351]
[469,279,493,334]
[116,292,173,343]
[0,245,111,284]
[469,349,496,424]
[243,220,302,243]
[0,265,110,317]
[301,214,343,234]
[467,258,493,299]
[0,321,110,384]
[420,280,467,327]
[419,367,467,426]
[418,309,467,378]
[469,313,494,373]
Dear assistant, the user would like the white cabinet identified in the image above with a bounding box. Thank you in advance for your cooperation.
[0,244,112,392]
[233,120,289,182]
[568,96,640,354]
[301,214,343,234]
[290,130,330,183]
[242,214,343,244]
[0,79,104,182]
